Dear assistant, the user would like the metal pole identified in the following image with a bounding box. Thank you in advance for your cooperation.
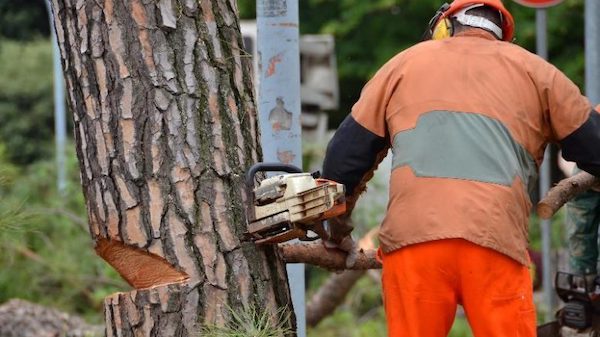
[45,0,67,194]
[585,0,600,105]
[256,1,305,336]
[536,8,556,321]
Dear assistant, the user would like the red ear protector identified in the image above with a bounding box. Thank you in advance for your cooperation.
[423,3,452,41]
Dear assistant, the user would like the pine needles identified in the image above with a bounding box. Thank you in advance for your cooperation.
[200,305,293,337]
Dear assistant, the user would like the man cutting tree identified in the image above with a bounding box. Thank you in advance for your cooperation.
[321,1,600,336]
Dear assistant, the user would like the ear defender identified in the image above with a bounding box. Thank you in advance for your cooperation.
[432,18,453,40]
[423,3,452,41]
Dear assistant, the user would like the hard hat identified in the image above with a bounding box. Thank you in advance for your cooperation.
[428,0,515,42]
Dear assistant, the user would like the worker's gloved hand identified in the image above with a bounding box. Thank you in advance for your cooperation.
[322,235,359,269]
[326,215,354,243]
[322,216,358,268]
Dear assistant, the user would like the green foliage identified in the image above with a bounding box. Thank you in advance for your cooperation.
[240,0,586,127]
[528,209,567,252]
[0,144,127,323]
[0,38,57,165]
[450,317,474,337]
[200,305,293,337]
[0,0,50,40]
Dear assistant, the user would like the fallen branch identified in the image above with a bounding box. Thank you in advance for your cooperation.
[537,171,600,219]
[305,228,380,327]
[279,242,380,270]
[306,270,365,326]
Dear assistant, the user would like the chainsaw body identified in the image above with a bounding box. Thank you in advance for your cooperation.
[555,272,600,331]
[244,163,346,244]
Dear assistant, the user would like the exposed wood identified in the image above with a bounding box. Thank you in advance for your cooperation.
[95,239,189,289]
[305,228,379,327]
[537,171,600,219]
[49,0,295,335]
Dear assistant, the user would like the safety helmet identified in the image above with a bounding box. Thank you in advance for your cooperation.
[426,0,515,42]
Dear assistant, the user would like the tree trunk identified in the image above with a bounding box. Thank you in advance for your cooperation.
[49,0,295,335]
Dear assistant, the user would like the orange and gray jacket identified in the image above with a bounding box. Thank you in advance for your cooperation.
[322,30,600,265]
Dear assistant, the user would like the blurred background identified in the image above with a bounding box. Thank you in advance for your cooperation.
[0,0,587,336]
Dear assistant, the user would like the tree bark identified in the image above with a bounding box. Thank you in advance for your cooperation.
[49,0,294,335]
[537,171,600,219]
[280,242,381,270]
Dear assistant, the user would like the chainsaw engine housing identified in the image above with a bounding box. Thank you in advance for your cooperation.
[246,171,345,244]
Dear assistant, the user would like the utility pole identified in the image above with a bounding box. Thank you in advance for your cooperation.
[513,0,566,322]
[585,0,600,105]
[535,8,557,321]
[45,0,67,194]
[256,1,305,336]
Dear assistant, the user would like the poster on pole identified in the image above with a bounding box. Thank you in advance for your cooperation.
[512,0,564,8]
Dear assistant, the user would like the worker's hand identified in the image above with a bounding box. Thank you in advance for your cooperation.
[322,235,359,269]
[326,215,354,243]
[321,215,358,268]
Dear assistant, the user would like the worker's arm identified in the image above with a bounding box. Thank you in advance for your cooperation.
[320,117,388,267]
[560,107,600,177]
[542,59,600,178]
[322,115,389,214]
[321,55,400,248]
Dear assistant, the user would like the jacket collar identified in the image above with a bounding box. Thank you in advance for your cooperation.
[454,29,497,41]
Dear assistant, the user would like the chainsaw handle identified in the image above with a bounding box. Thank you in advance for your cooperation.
[245,163,303,188]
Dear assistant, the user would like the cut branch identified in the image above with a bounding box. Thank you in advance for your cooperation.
[280,242,380,270]
[537,171,600,219]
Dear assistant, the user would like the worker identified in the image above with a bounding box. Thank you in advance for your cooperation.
[320,1,600,336]
[566,174,600,287]
[561,151,600,287]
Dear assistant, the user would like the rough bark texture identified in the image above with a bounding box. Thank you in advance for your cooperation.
[49,0,294,335]
[0,299,103,337]
[538,171,600,219]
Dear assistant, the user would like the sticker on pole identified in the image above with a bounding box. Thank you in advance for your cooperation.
[512,0,564,8]
[257,0,288,17]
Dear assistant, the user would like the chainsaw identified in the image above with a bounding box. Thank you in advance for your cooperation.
[537,272,600,337]
[243,163,346,245]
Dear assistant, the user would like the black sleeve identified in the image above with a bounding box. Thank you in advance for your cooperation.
[322,115,389,199]
[560,109,600,177]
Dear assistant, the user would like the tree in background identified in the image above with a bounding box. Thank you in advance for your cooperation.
[50,0,294,335]
[0,0,66,165]
[0,0,586,165]
[240,0,585,127]
[0,40,56,165]
[0,0,49,41]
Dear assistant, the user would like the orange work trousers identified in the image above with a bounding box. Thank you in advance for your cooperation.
[380,239,536,337]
